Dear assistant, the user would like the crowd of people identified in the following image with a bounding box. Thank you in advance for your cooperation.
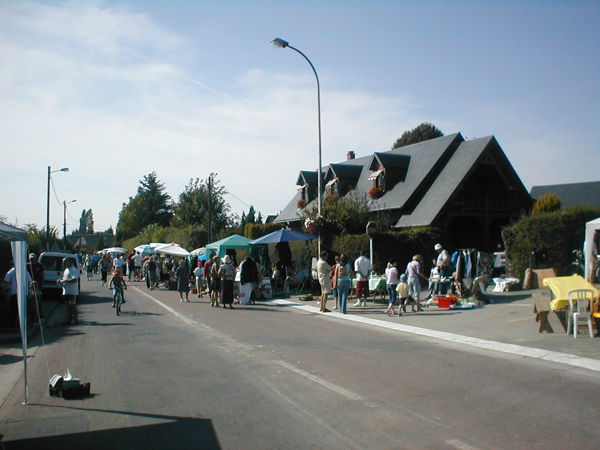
[316,243,453,315]
[81,250,267,310]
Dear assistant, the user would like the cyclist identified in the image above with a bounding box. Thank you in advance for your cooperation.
[109,268,127,308]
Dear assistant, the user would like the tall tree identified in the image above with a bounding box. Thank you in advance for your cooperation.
[171,175,234,232]
[117,172,173,240]
[79,209,94,233]
[391,122,443,149]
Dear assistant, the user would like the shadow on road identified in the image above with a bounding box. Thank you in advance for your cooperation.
[5,404,220,449]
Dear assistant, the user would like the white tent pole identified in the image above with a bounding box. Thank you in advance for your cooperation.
[11,240,29,404]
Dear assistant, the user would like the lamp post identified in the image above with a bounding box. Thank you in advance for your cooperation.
[46,166,69,251]
[270,37,323,219]
[63,199,77,249]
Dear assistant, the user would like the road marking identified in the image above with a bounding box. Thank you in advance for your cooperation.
[271,299,600,373]
[446,439,480,450]
[275,360,367,403]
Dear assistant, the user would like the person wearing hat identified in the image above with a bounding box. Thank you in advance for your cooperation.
[395,274,410,315]
[218,255,235,309]
[435,243,450,278]
[58,257,80,325]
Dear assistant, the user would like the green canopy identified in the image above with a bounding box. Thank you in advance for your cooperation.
[205,234,254,257]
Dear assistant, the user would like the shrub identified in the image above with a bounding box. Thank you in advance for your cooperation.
[532,193,561,215]
[502,206,600,278]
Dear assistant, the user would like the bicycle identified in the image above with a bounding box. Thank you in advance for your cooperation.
[113,287,124,316]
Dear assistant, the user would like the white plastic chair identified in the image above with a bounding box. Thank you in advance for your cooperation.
[566,289,594,338]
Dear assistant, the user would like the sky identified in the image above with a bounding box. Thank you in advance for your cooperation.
[1,0,599,235]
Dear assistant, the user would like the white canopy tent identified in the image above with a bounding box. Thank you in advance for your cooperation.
[1,221,30,404]
[584,217,600,281]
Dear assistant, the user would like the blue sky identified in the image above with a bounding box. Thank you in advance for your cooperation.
[1,0,598,234]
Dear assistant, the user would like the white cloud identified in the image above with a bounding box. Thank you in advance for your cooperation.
[0,1,426,233]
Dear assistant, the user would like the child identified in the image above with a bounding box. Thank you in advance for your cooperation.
[396,274,410,315]
[109,268,127,307]
[193,261,204,298]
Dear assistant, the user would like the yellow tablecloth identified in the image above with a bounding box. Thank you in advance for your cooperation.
[542,275,599,311]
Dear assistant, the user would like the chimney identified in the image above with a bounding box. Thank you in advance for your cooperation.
[347,150,355,160]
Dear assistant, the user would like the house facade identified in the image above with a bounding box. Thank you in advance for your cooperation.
[275,133,532,252]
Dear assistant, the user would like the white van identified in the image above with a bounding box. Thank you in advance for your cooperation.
[38,252,81,293]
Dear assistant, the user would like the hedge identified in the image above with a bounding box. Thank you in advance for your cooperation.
[501,206,600,278]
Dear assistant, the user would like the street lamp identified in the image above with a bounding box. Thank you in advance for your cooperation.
[270,37,323,218]
[46,166,69,251]
[63,199,77,249]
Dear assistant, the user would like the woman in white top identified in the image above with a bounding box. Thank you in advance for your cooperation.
[405,255,427,312]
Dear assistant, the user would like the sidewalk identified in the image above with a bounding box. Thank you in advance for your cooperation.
[284,287,600,363]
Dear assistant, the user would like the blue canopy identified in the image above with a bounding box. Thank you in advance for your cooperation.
[249,228,317,245]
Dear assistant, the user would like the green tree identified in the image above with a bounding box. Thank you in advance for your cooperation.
[171,175,234,232]
[117,172,173,240]
[79,209,94,233]
[391,122,444,149]
[532,193,561,215]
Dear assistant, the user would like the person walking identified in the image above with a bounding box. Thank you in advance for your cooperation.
[336,254,351,314]
[218,255,235,309]
[193,261,204,298]
[354,251,372,306]
[330,255,340,310]
[175,259,190,302]
[396,274,410,314]
[239,255,259,305]
[384,260,399,316]
[58,258,80,325]
[316,251,332,312]
[406,254,427,312]
[209,256,221,307]
[147,257,158,290]
[99,254,109,286]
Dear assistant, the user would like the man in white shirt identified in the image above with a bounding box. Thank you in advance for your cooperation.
[4,262,32,328]
[354,251,372,306]
[435,243,451,278]
[58,258,80,325]
[133,252,144,280]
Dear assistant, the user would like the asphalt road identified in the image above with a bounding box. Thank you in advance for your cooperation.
[1,277,600,449]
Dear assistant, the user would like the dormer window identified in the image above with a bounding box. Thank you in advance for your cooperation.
[325,177,338,196]
[297,183,309,202]
[368,169,385,189]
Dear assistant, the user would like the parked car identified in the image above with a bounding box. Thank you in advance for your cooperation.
[38,252,81,295]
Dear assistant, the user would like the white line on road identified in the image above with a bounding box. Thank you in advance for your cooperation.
[271,299,600,374]
[275,360,367,403]
[446,438,480,450]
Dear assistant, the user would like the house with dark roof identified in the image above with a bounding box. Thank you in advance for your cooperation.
[275,133,532,251]
[530,181,600,209]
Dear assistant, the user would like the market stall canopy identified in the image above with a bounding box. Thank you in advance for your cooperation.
[154,243,190,257]
[134,244,156,255]
[205,234,253,257]
[100,247,128,254]
[190,247,206,256]
[543,275,599,310]
[584,217,600,281]
[249,228,317,245]
[0,221,27,241]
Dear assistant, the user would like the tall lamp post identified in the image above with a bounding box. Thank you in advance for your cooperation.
[46,166,69,251]
[63,199,77,249]
[270,37,323,219]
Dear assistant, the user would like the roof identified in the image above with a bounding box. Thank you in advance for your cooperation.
[530,181,600,208]
[327,163,363,179]
[275,132,530,227]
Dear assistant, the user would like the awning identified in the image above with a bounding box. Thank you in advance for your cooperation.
[368,169,383,180]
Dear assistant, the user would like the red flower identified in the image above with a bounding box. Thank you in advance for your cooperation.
[368,186,384,199]
[297,199,307,209]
